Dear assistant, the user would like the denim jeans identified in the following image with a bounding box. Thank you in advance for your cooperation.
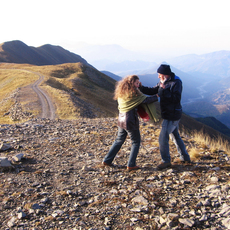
[159,119,190,163]
[103,127,141,167]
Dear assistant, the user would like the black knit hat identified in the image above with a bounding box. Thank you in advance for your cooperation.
[157,64,172,75]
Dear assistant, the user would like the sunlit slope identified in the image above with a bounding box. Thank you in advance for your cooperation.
[0,62,118,122]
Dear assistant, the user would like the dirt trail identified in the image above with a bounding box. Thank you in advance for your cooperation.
[30,72,55,119]
[0,67,56,120]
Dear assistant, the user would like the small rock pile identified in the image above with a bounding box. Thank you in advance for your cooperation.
[7,102,33,121]
[1,88,34,122]
[0,118,230,229]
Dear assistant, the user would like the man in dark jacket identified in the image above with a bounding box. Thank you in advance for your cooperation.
[139,64,191,169]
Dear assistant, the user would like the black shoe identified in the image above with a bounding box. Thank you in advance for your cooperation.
[157,162,171,170]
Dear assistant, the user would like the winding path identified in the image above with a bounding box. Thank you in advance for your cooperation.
[0,67,56,119]
[30,71,56,120]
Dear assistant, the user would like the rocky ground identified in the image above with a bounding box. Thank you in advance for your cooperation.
[0,117,230,230]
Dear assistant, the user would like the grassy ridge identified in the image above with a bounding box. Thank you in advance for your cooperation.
[0,62,118,122]
[36,63,118,119]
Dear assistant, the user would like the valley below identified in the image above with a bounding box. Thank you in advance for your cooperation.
[182,81,210,106]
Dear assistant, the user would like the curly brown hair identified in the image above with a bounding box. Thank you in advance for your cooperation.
[114,75,140,100]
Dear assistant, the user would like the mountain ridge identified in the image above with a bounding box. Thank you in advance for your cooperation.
[195,116,230,137]
[0,40,90,66]
[167,50,230,78]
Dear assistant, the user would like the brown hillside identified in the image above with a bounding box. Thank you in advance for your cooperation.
[0,62,118,122]
[0,40,90,66]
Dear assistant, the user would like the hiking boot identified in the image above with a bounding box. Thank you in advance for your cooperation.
[102,162,114,167]
[157,162,171,170]
[127,166,140,171]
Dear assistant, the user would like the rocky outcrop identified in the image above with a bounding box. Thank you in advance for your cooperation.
[0,118,229,229]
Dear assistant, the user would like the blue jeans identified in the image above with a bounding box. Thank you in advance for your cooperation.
[159,119,190,163]
[103,127,141,167]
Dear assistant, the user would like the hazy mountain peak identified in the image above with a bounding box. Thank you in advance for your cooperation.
[167,50,230,78]
[0,40,90,66]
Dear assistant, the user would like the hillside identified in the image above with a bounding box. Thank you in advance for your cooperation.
[195,117,230,137]
[0,62,118,123]
[0,40,90,66]
[101,71,121,81]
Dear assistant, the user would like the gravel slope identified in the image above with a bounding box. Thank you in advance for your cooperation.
[0,118,230,229]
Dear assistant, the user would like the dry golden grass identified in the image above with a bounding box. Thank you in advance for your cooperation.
[0,68,38,123]
[27,63,116,118]
[42,84,78,119]
[190,129,230,155]
[23,63,83,119]
[189,147,202,160]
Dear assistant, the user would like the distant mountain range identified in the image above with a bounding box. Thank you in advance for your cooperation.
[70,43,230,80]
[0,40,90,66]
[70,43,161,74]
[167,50,230,78]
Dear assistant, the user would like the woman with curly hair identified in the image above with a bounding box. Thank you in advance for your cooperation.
[103,75,158,171]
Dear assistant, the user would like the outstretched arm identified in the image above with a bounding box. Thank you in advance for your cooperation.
[142,95,158,104]
[139,84,159,95]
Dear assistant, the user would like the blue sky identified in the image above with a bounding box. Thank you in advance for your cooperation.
[1,0,230,58]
